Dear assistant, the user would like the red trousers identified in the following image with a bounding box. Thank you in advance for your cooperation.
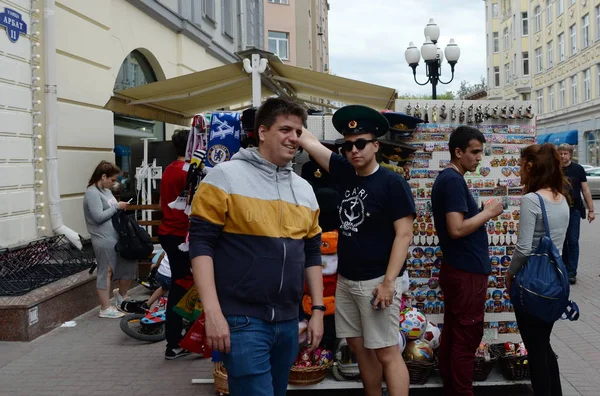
[438,263,488,396]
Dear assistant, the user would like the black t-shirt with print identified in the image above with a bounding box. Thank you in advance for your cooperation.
[329,154,416,281]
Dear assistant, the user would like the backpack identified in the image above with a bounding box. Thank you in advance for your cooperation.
[112,210,154,261]
[510,193,579,323]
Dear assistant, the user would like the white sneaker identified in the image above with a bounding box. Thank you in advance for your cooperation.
[99,306,125,318]
[113,288,126,309]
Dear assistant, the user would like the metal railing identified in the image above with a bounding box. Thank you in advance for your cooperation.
[0,235,95,297]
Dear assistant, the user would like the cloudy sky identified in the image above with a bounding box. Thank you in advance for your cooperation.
[327,0,487,96]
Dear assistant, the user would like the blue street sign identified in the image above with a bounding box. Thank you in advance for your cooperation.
[0,8,28,43]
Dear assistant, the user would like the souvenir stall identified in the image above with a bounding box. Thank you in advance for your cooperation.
[181,101,537,393]
[274,100,537,392]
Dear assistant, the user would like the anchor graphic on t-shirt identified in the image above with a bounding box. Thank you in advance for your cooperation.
[344,198,360,223]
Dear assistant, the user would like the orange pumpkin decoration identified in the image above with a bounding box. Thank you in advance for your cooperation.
[321,230,338,255]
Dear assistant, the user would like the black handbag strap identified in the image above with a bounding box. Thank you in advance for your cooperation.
[534,192,551,239]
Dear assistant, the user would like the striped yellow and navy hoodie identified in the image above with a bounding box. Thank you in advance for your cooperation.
[189,148,322,322]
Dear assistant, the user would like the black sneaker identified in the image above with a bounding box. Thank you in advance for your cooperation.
[165,348,191,360]
[569,277,577,285]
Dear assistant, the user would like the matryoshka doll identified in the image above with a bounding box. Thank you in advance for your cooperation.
[419,223,427,235]
[426,224,434,236]
[495,221,502,235]
[412,223,420,236]
[508,221,515,234]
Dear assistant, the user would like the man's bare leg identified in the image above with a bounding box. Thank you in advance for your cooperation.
[346,337,383,396]
[374,344,409,396]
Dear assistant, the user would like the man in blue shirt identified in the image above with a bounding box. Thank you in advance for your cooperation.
[299,105,414,396]
[431,126,503,396]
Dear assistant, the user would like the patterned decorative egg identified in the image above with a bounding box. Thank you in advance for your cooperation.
[398,330,407,354]
[421,321,441,350]
[399,307,428,340]
[403,339,434,362]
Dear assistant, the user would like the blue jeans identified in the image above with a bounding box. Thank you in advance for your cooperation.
[562,209,581,277]
[222,315,299,396]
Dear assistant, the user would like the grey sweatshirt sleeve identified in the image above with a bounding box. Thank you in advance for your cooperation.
[509,194,539,275]
[84,187,118,225]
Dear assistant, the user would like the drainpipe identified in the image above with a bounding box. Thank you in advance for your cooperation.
[44,0,82,249]
[237,0,246,51]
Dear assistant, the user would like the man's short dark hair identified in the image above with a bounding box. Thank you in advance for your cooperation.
[172,129,190,157]
[254,98,308,140]
[448,126,486,159]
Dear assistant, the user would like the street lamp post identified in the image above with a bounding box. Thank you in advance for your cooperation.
[404,19,461,99]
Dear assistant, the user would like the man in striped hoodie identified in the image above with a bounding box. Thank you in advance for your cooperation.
[189,98,324,396]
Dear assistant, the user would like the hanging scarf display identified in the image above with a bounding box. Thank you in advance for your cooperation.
[204,112,241,168]
[183,114,209,172]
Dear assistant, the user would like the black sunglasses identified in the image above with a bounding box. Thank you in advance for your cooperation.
[341,139,377,152]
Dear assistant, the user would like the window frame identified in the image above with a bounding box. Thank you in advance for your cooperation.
[268,30,290,60]
[493,32,500,52]
[522,11,529,36]
[535,47,543,73]
[558,32,565,61]
[534,6,541,32]
[584,68,592,101]
[547,41,553,68]
[583,14,590,48]
[571,74,578,105]
[522,51,530,75]
[570,24,577,56]
[494,66,501,87]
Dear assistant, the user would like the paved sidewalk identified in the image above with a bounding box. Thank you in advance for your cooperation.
[0,204,599,396]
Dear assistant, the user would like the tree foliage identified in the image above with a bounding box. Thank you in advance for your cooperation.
[455,76,487,99]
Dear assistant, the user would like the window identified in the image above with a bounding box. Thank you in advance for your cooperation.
[558,0,564,16]
[494,66,500,86]
[202,0,216,21]
[569,0,576,6]
[534,6,541,32]
[492,3,499,18]
[596,6,600,40]
[503,27,510,49]
[584,68,592,100]
[222,0,234,38]
[558,32,565,61]
[547,41,553,68]
[559,80,566,108]
[522,12,529,35]
[549,85,555,111]
[505,63,511,83]
[537,90,544,114]
[597,64,600,97]
[570,24,577,55]
[535,47,543,73]
[523,51,530,75]
[582,14,590,48]
[547,3,553,25]
[571,74,578,105]
[522,93,531,101]
[268,0,289,3]
[268,31,289,60]
[493,32,500,52]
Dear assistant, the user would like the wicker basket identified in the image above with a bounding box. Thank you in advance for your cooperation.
[490,343,530,380]
[473,347,500,382]
[405,359,437,385]
[213,362,229,395]
[288,361,333,386]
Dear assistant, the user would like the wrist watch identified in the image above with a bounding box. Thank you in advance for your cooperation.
[311,305,326,312]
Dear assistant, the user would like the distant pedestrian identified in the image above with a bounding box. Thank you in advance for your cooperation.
[506,143,570,396]
[83,161,134,319]
[557,143,595,284]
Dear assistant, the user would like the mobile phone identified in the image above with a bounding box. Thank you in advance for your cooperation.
[370,291,398,311]
[370,296,382,311]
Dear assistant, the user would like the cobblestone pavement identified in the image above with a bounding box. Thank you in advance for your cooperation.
[0,202,599,396]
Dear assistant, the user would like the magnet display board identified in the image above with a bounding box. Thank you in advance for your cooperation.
[394,100,536,343]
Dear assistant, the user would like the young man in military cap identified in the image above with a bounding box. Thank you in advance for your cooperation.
[299,105,414,396]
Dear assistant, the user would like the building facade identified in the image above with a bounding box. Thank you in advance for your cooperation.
[0,0,263,248]
[264,0,330,72]
[485,0,600,164]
